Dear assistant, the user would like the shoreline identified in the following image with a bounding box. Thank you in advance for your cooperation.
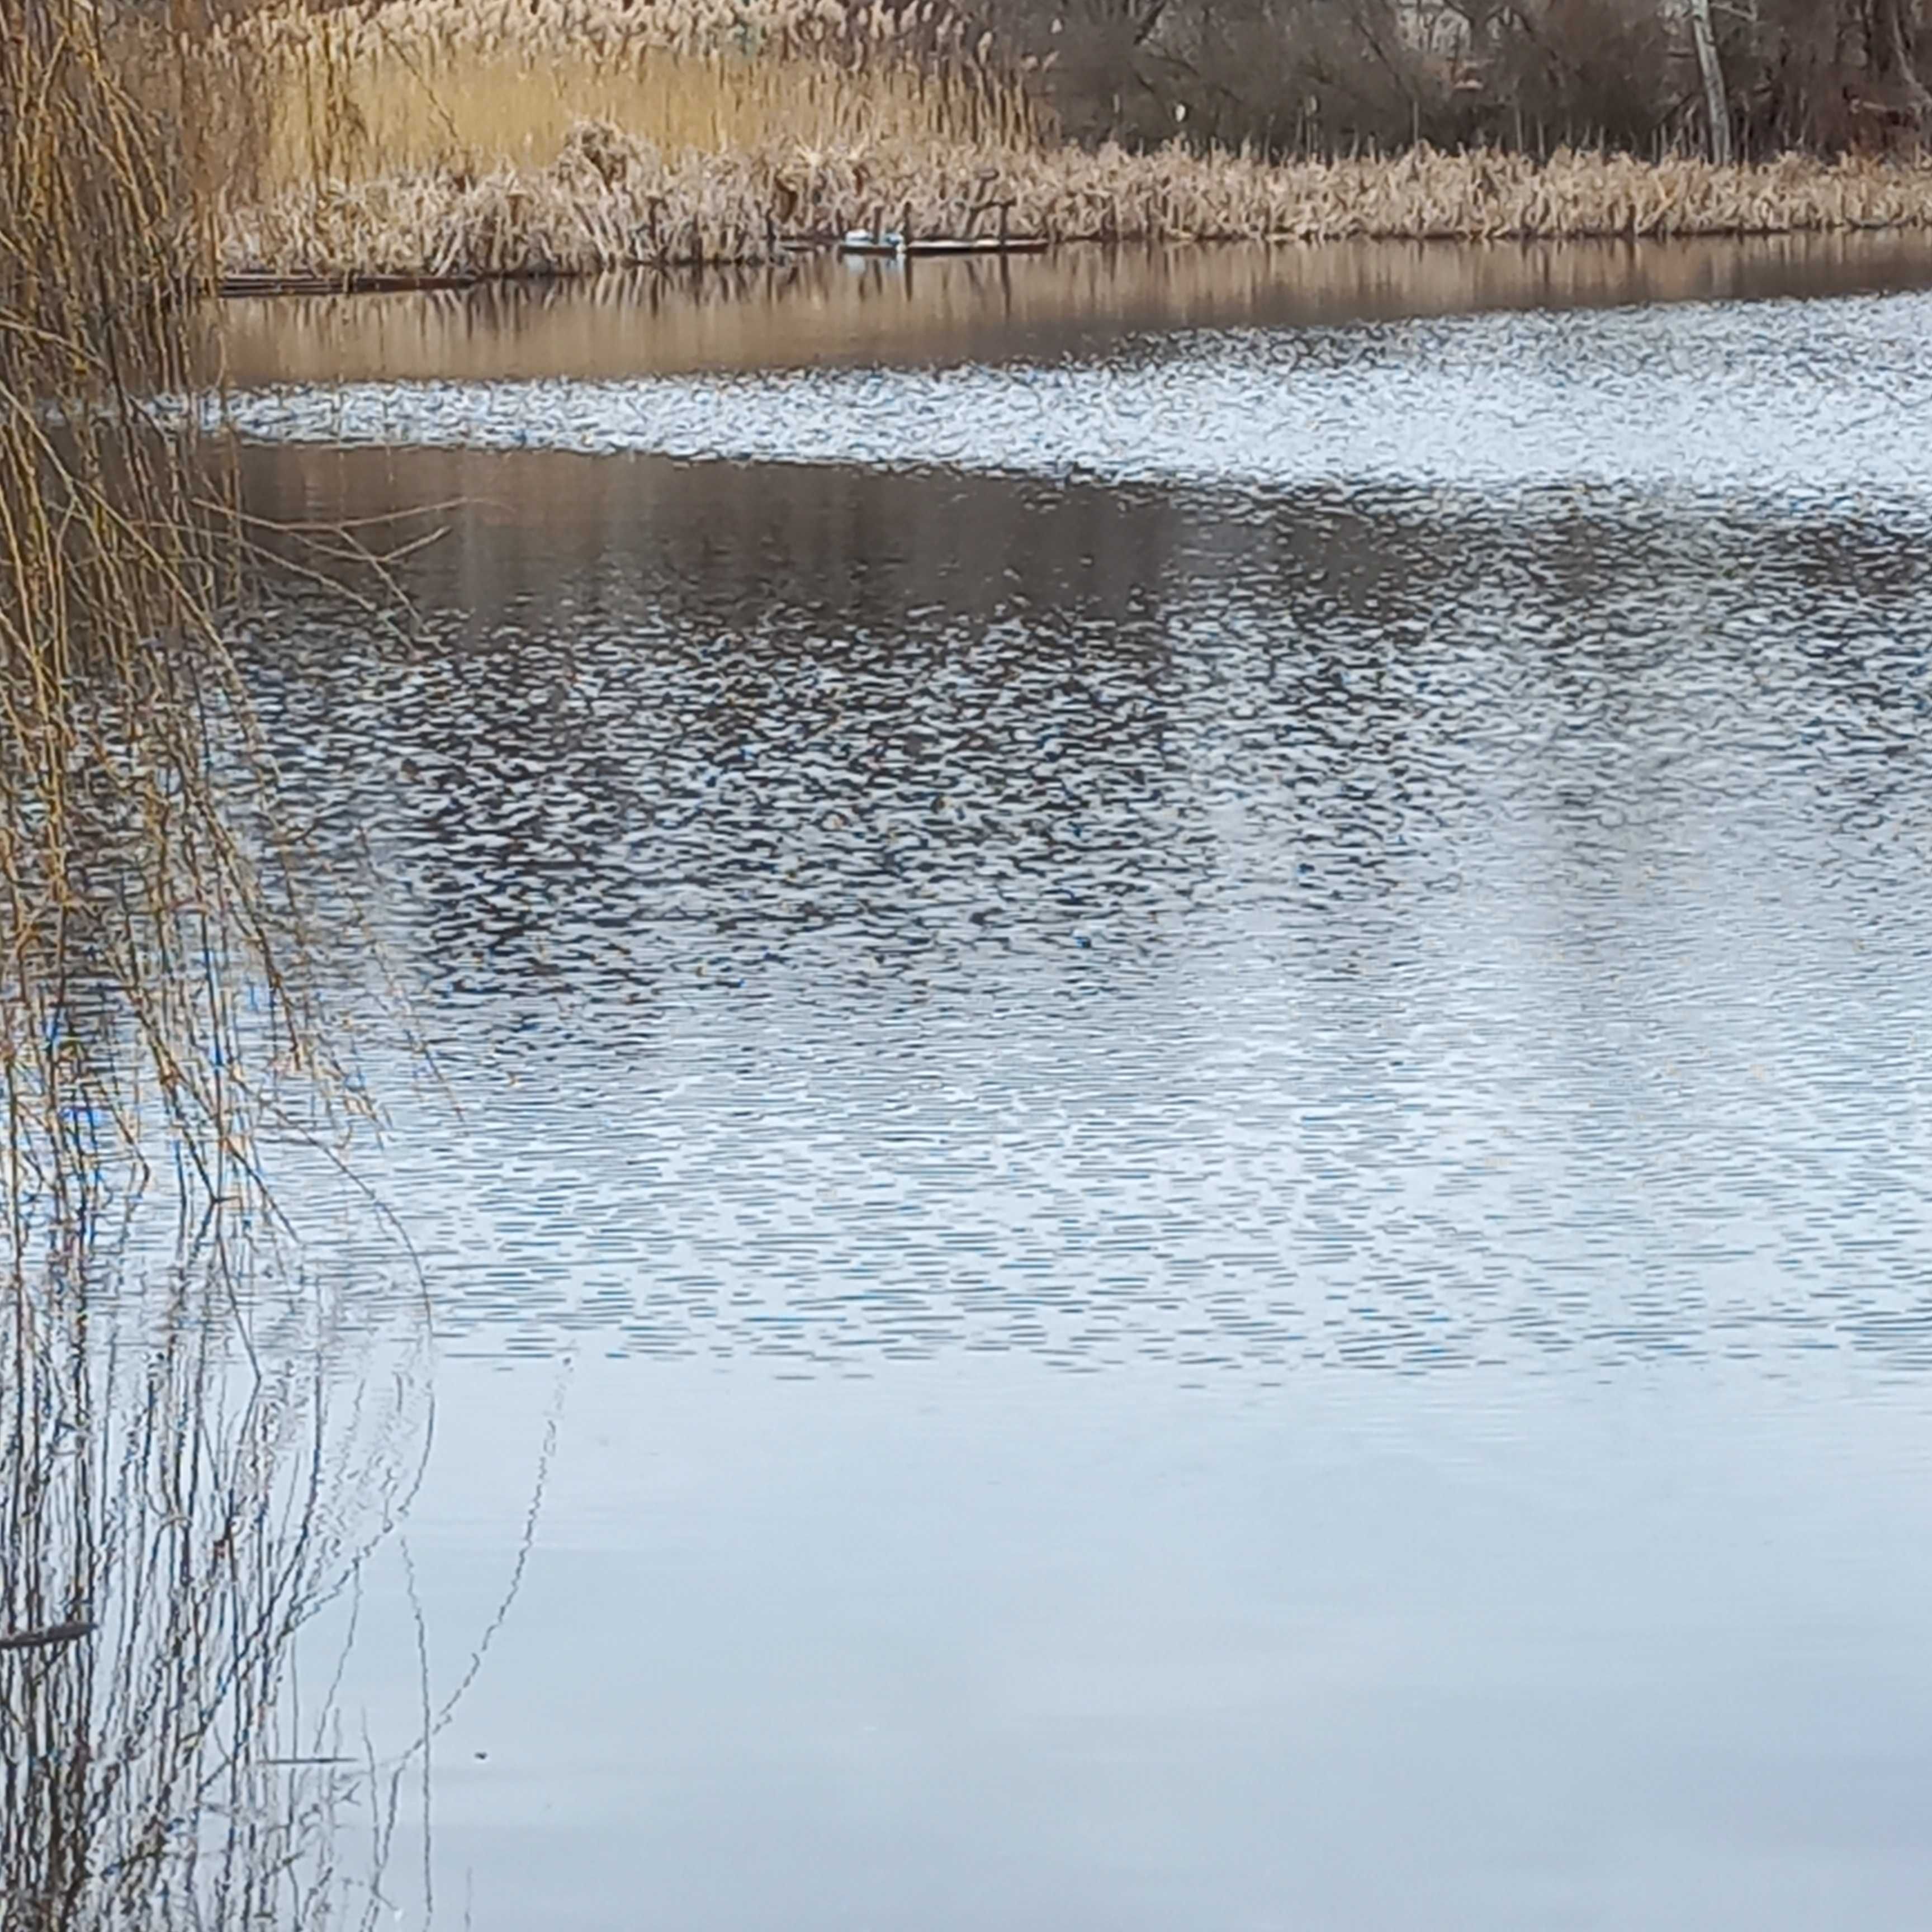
[215,140,1932,294]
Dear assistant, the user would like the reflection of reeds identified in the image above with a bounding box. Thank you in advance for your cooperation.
[212,229,1932,385]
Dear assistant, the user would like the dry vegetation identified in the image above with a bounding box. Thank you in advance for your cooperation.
[192,0,1932,284]
[234,0,1030,174]
[211,0,1037,276]
[5,3,1929,1922]
[0,0,322,1229]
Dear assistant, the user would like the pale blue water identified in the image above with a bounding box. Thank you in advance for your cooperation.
[226,253,1932,1930]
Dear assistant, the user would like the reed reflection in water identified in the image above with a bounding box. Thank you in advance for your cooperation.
[211,229,1932,389]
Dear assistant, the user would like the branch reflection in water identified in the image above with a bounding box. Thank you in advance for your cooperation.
[1,1209,434,1931]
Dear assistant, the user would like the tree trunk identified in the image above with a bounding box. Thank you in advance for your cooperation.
[1868,0,1932,119]
[1687,0,1733,163]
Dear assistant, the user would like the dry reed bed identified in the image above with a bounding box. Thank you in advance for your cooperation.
[215,0,1025,184]
[200,0,1932,281]
[222,0,997,63]
[219,136,1932,281]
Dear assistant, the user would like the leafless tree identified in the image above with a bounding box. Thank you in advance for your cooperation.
[982,0,1926,157]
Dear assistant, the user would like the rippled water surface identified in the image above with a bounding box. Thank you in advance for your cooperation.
[230,244,1932,1930]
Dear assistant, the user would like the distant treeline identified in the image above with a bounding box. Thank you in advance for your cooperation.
[976,0,1931,159]
[139,1,1930,162]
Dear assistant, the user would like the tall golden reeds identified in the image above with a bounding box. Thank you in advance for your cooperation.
[205,0,1048,276]
[222,0,1035,182]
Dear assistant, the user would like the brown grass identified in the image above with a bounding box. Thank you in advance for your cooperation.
[229,0,1030,177]
[1,1230,429,1931]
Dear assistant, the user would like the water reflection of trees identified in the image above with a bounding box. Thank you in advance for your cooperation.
[234,441,1932,1045]
[1,1219,427,1931]
[237,446,1197,1014]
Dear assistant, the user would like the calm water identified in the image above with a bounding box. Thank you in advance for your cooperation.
[224,242,1932,1929]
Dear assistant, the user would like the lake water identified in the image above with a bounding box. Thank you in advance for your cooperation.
[219,239,1932,1930]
